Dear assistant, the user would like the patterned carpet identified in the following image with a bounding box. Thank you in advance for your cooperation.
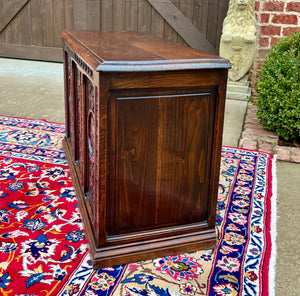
[0,115,277,296]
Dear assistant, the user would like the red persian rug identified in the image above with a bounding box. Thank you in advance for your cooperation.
[0,115,277,296]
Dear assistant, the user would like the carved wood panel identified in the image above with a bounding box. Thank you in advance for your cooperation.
[69,60,78,161]
[85,78,96,222]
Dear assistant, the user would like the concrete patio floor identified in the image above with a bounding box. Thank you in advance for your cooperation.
[0,58,299,295]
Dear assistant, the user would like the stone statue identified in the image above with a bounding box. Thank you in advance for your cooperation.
[220,0,257,82]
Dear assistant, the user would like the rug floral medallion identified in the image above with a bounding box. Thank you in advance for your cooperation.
[0,115,277,296]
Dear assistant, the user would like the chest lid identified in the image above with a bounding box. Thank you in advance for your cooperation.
[61,30,231,72]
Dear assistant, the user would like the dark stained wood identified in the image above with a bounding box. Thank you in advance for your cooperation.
[62,30,230,268]
[62,30,230,72]
[108,70,223,90]
[108,92,216,235]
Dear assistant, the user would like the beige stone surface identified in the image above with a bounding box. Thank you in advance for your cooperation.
[276,161,300,295]
[223,99,248,146]
[0,58,64,123]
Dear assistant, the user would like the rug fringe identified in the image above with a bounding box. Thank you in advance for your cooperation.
[269,155,278,296]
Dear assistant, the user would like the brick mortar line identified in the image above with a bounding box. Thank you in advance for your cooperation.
[257,10,300,13]
[258,23,300,26]
[258,14,300,17]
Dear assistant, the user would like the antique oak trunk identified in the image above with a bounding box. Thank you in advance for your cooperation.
[61,30,231,268]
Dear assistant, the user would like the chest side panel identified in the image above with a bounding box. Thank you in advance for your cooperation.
[107,90,216,236]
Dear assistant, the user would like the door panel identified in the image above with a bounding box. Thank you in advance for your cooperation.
[0,0,228,61]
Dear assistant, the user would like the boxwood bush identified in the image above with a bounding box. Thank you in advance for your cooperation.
[253,31,300,142]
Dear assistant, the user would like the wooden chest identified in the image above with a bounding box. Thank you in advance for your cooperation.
[61,30,231,268]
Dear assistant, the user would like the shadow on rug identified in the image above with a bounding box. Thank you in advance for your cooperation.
[0,115,277,296]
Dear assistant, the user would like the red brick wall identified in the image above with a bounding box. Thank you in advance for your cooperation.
[250,0,300,87]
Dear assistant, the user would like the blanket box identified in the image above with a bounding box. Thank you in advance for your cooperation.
[61,29,231,268]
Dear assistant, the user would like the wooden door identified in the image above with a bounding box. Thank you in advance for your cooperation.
[0,0,228,62]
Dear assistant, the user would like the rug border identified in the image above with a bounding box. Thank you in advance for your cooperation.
[0,114,67,164]
[206,146,277,296]
[0,114,65,126]
[267,155,277,296]
[230,146,277,295]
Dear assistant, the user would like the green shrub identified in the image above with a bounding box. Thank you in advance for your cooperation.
[253,31,300,141]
